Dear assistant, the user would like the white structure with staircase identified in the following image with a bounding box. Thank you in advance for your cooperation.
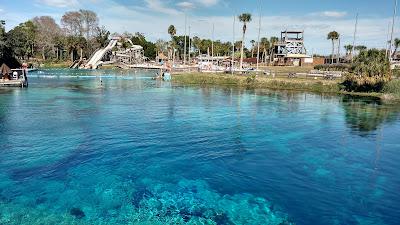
[82,37,144,69]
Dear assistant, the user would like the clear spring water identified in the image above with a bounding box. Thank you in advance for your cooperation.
[0,69,399,225]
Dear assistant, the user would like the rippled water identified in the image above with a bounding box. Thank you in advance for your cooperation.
[0,69,399,225]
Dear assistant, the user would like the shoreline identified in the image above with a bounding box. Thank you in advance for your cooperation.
[172,72,400,102]
[31,66,400,102]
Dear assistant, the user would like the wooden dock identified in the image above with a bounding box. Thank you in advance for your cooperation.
[0,79,28,87]
[129,64,166,70]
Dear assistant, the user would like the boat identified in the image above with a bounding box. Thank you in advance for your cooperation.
[0,63,28,87]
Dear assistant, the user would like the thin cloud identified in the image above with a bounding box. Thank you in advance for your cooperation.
[197,0,219,7]
[144,0,180,15]
[177,1,196,10]
[310,11,348,18]
[37,0,79,8]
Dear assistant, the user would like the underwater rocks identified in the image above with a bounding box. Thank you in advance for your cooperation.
[213,213,234,225]
[129,179,292,225]
[131,187,154,208]
[70,207,85,219]
[0,178,292,224]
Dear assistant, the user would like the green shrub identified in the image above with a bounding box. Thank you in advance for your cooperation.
[383,79,400,96]
[392,69,400,78]
[342,49,391,92]
[246,74,257,85]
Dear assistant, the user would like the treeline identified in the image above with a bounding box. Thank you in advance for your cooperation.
[0,10,109,62]
[0,10,158,63]
[162,24,279,62]
[0,9,281,66]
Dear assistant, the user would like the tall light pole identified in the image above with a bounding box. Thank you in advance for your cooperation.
[337,37,341,63]
[256,0,262,71]
[211,23,215,58]
[184,13,187,65]
[232,15,236,75]
[351,13,358,62]
[386,22,392,57]
[389,0,398,60]
[188,25,191,65]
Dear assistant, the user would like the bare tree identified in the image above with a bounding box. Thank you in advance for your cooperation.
[79,10,99,40]
[155,39,168,55]
[32,16,62,60]
[61,11,84,36]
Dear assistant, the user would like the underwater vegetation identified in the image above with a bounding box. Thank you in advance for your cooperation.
[0,179,292,225]
[130,179,292,224]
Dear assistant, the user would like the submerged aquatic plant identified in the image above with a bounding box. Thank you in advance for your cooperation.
[0,178,293,225]
[130,179,292,225]
[70,207,85,219]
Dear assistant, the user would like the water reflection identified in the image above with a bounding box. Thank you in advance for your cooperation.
[341,96,400,135]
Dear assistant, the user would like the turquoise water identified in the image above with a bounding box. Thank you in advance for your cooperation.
[0,69,399,225]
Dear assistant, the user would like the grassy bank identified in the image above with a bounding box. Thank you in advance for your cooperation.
[172,72,398,101]
[383,79,400,99]
[40,61,71,68]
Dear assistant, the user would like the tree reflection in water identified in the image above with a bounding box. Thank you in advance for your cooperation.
[341,95,400,135]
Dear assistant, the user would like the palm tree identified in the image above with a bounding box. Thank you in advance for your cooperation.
[66,36,78,62]
[76,36,87,61]
[260,37,270,63]
[392,38,400,58]
[168,25,176,64]
[344,44,353,56]
[327,31,339,64]
[54,36,65,60]
[250,40,255,58]
[238,13,252,69]
[269,36,279,64]
[355,45,367,55]
[234,41,242,52]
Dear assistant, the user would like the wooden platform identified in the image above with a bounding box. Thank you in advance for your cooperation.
[0,79,27,87]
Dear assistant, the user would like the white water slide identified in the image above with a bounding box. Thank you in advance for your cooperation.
[83,38,118,69]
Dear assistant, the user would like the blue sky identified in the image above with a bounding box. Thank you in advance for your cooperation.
[0,0,398,54]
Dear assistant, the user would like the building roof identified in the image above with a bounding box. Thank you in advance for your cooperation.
[0,63,11,76]
[286,54,311,58]
[281,31,304,34]
[197,55,230,61]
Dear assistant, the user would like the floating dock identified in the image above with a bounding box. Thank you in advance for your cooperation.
[0,79,28,87]
[0,68,29,87]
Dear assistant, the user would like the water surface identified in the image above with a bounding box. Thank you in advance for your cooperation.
[0,69,399,224]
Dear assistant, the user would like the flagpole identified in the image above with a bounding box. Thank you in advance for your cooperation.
[389,0,398,60]
[212,23,215,58]
[256,0,262,71]
[184,13,187,65]
[188,25,191,66]
[386,22,391,57]
[351,13,358,62]
[232,15,235,75]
